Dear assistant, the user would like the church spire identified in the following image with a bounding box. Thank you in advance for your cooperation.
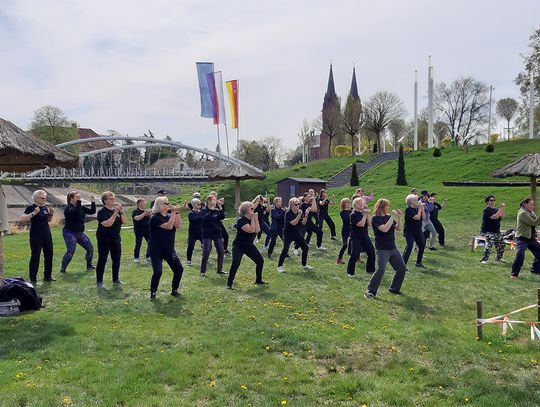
[350,66,359,100]
[323,64,337,110]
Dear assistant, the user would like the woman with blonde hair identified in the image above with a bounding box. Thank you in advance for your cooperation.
[277,197,312,273]
[226,201,266,289]
[347,197,375,277]
[336,198,352,265]
[364,198,407,299]
[200,194,226,277]
[402,193,426,268]
[95,191,127,288]
[149,196,184,299]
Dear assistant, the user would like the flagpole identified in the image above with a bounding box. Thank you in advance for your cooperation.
[236,79,240,154]
[216,124,222,164]
[414,70,418,151]
[530,70,535,140]
[427,56,434,148]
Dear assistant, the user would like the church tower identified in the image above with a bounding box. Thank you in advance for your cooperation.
[312,64,339,160]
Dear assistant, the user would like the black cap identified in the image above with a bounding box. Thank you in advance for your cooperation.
[157,189,167,195]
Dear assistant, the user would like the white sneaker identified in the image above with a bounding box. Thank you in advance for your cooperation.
[146,257,151,263]
[186,260,192,266]
[303,264,313,271]
[293,249,299,256]
[480,260,488,265]
[347,274,355,278]
[133,258,139,263]
[277,266,284,273]
[317,246,327,251]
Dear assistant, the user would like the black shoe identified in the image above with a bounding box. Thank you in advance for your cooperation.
[60,269,66,274]
[30,279,37,285]
[224,249,231,254]
[150,292,157,300]
[43,278,56,282]
[112,280,124,285]
[87,265,95,271]
[255,281,268,285]
[330,236,337,240]
[217,270,228,275]
[364,291,375,299]
[388,289,403,295]
[171,289,180,297]
[429,247,437,251]
[226,284,233,289]
[415,263,426,268]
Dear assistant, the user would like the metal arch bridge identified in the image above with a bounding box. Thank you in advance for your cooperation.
[2,136,262,183]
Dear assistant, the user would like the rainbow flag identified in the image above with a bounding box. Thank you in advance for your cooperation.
[207,71,226,125]
[226,80,239,129]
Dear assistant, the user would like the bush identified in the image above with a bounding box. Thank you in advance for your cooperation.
[489,133,499,144]
[396,144,407,186]
[292,167,300,171]
[334,145,352,157]
[433,147,442,157]
[356,158,365,163]
[485,143,495,153]
[300,164,307,169]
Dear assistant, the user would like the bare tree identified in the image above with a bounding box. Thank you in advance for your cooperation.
[314,97,342,157]
[496,97,519,140]
[388,119,406,151]
[434,77,491,144]
[298,120,313,161]
[515,28,540,134]
[363,91,407,153]
[343,94,363,155]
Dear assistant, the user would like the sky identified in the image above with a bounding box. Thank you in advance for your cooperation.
[0,0,538,152]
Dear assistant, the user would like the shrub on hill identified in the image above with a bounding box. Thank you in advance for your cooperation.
[485,143,494,152]
[334,145,352,157]
[433,147,442,157]
[350,163,359,186]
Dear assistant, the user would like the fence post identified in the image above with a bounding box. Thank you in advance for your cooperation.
[476,300,483,340]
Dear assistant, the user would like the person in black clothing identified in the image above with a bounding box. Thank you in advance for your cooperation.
[364,198,407,299]
[61,191,96,273]
[253,195,271,248]
[337,198,352,265]
[318,189,337,239]
[149,196,184,300]
[424,192,447,247]
[298,192,326,251]
[480,194,506,264]
[226,201,267,288]
[200,194,226,277]
[347,197,376,277]
[267,197,285,258]
[402,194,426,268]
[209,191,230,254]
[277,197,313,273]
[186,197,203,265]
[21,190,55,284]
[132,198,151,263]
[96,191,127,288]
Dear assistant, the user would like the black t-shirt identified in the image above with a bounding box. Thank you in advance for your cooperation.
[481,206,501,233]
[284,210,303,237]
[350,210,369,239]
[63,201,96,233]
[188,210,203,237]
[201,207,224,239]
[372,215,397,250]
[234,216,256,246]
[340,209,351,236]
[270,207,285,232]
[132,208,150,233]
[300,202,317,223]
[24,204,51,235]
[319,199,329,214]
[96,207,122,243]
[149,213,176,254]
[431,202,442,220]
[404,206,422,235]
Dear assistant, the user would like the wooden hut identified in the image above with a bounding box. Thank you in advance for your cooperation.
[276,177,327,204]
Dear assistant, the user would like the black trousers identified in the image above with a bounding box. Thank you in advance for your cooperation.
[186,234,202,262]
[318,211,336,237]
[432,218,445,245]
[347,235,376,275]
[150,250,183,292]
[268,230,283,256]
[279,234,309,267]
[302,222,323,248]
[403,232,426,265]
[227,243,264,286]
[338,231,349,259]
[96,238,122,283]
[134,229,150,259]
[220,223,229,251]
[29,230,53,281]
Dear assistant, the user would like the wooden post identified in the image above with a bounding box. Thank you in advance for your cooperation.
[531,175,537,204]
[235,179,241,214]
[476,300,483,340]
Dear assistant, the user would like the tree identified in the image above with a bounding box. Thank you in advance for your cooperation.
[515,28,540,135]
[363,91,407,154]
[388,119,406,151]
[284,146,303,166]
[233,137,284,171]
[496,97,519,140]
[350,163,359,186]
[434,77,491,144]
[298,120,314,162]
[317,97,343,157]
[396,144,407,185]
[343,93,363,156]
[30,105,78,146]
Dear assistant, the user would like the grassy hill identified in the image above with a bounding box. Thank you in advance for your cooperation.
[1,139,540,406]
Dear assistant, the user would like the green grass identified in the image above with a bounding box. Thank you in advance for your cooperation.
[1,140,540,406]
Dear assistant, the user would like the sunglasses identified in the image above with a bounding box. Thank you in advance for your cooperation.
[293,203,300,206]
[163,202,171,205]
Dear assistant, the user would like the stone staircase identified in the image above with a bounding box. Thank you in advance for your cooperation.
[327,152,398,189]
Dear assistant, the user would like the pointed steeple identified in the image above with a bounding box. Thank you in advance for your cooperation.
[323,64,338,110]
[350,66,359,100]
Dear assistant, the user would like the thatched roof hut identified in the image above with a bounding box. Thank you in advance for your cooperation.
[492,153,540,202]
[0,118,80,172]
[211,164,266,210]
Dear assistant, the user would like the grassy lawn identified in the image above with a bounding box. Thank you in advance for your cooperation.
[1,141,540,406]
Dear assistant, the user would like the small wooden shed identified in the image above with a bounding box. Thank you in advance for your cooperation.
[276,177,327,204]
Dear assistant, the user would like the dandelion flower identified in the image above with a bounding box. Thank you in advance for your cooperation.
[240,385,248,390]
[281,401,287,405]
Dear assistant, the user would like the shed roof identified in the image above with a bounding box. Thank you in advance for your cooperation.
[276,177,327,184]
